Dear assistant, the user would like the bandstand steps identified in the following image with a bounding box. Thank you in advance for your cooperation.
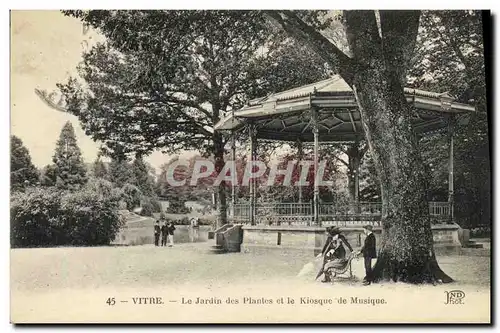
[209,245,227,254]
[464,240,483,249]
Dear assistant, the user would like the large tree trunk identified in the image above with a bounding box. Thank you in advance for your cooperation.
[346,142,361,213]
[344,11,452,283]
[353,73,452,283]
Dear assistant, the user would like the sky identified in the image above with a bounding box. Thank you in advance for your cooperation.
[10,10,194,171]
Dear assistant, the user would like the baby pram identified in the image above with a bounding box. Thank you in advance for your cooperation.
[315,252,357,282]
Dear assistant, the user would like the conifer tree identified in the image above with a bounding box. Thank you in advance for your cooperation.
[52,121,88,190]
[108,158,133,187]
[40,164,57,187]
[92,157,108,179]
[10,135,39,191]
[131,157,155,197]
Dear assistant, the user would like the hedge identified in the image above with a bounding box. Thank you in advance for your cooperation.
[11,184,124,247]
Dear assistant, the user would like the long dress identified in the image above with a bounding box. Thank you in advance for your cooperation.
[315,233,353,280]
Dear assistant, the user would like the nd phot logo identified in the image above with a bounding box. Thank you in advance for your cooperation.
[444,290,465,305]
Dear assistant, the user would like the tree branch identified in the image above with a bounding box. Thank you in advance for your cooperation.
[344,11,384,72]
[379,10,421,85]
[265,10,355,85]
[155,90,213,121]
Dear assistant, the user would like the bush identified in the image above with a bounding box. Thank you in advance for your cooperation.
[86,178,122,202]
[149,197,162,213]
[11,187,61,247]
[470,226,491,238]
[166,196,190,214]
[60,188,123,245]
[11,185,124,247]
[121,184,142,210]
[198,218,215,226]
[174,217,190,225]
[139,198,155,217]
[138,196,162,217]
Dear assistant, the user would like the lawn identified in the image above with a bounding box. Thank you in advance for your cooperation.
[10,243,491,323]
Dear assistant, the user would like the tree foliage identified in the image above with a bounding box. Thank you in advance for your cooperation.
[410,10,486,110]
[57,10,330,225]
[52,121,88,190]
[58,10,329,156]
[410,10,489,227]
[11,185,124,247]
[40,164,58,187]
[108,157,134,187]
[91,157,109,179]
[131,157,156,197]
[120,183,142,211]
[11,135,39,191]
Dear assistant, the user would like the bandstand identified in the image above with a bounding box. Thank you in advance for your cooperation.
[214,75,476,227]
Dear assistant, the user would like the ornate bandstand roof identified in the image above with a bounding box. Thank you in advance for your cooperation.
[214,75,476,142]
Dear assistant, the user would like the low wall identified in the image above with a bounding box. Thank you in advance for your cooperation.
[241,224,463,255]
[112,225,211,246]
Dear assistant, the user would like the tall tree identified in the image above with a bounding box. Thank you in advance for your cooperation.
[52,121,88,190]
[91,156,108,179]
[108,158,133,188]
[53,10,330,226]
[409,10,489,228]
[131,157,156,197]
[266,10,459,283]
[410,11,486,111]
[40,164,58,187]
[10,135,39,191]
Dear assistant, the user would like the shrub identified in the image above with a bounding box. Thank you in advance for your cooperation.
[139,198,155,217]
[198,218,215,226]
[138,196,162,217]
[60,188,123,245]
[173,217,190,225]
[86,178,122,202]
[11,185,124,247]
[121,184,142,210]
[149,197,162,213]
[10,187,61,247]
[166,197,190,214]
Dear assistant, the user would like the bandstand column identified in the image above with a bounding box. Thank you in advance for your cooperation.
[249,123,257,225]
[448,115,455,223]
[296,139,303,204]
[353,139,361,213]
[231,131,236,219]
[312,108,320,226]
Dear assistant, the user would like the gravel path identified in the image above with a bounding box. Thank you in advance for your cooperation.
[10,243,491,323]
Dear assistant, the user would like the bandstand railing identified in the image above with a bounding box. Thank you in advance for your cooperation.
[229,201,451,226]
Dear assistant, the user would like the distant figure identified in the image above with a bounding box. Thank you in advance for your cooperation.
[160,220,168,246]
[190,217,200,228]
[356,225,377,286]
[154,220,161,246]
[167,221,176,247]
[189,217,200,242]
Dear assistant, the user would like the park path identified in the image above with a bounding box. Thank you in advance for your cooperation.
[11,243,490,323]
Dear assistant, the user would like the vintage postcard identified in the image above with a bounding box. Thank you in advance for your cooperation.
[10,9,491,324]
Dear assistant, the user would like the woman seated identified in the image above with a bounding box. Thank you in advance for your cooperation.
[316,226,354,282]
